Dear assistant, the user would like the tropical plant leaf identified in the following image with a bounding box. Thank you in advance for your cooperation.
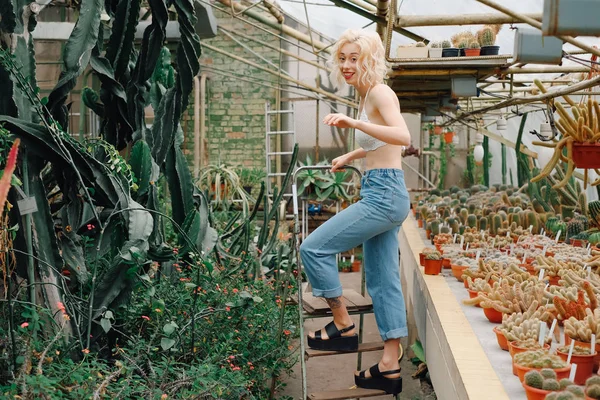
[410,340,426,363]
[165,144,194,225]
[128,198,153,242]
[46,0,104,130]
[104,0,141,81]
[129,139,157,198]
[81,87,105,118]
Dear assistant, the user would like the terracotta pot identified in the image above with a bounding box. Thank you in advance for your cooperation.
[423,258,443,275]
[509,341,550,376]
[557,349,595,384]
[493,326,509,351]
[522,382,552,400]
[442,258,451,269]
[418,219,423,228]
[351,260,361,272]
[464,48,481,57]
[515,363,571,383]
[433,125,443,135]
[482,306,503,323]
[564,336,600,373]
[451,264,469,281]
[426,229,432,239]
[467,289,481,307]
[463,278,470,288]
[571,239,585,247]
[419,253,425,266]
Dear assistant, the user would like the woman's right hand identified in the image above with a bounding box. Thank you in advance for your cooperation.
[331,154,350,172]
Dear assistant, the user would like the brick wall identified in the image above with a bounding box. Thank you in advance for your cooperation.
[181,7,281,170]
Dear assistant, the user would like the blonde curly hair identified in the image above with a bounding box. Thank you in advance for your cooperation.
[329,29,387,89]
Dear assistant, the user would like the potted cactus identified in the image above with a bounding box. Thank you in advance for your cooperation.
[429,41,443,58]
[556,345,595,385]
[514,349,571,383]
[396,41,429,59]
[441,40,459,58]
[522,369,577,400]
[478,24,501,55]
[464,41,481,57]
[586,375,600,399]
[423,250,443,275]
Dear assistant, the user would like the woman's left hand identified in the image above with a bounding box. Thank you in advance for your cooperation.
[323,113,357,129]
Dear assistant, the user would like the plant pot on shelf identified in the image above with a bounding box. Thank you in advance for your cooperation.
[493,326,509,351]
[429,47,443,58]
[480,45,500,55]
[351,261,361,272]
[572,143,600,169]
[442,258,451,269]
[426,229,432,239]
[444,131,454,144]
[515,363,571,383]
[464,48,481,57]
[521,382,553,400]
[442,48,460,57]
[509,342,551,376]
[418,219,424,228]
[467,289,481,307]
[419,253,426,266]
[556,349,595,384]
[564,336,600,373]
[482,306,503,323]
[451,264,469,281]
[433,125,444,135]
[423,258,443,275]
[570,238,587,247]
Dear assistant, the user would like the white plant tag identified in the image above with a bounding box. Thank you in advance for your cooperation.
[17,197,38,216]
[453,233,458,243]
[569,364,578,381]
[548,319,557,340]
[541,228,545,236]
[592,334,596,355]
[506,230,510,237]
[567,340,575,364]
[587,265,592,280]
[476,250,481,262]
[292,184,298,214]
[522,252,527,264]
[529,225,533,232]
[556,230,562,243]
[465,243,470,251]
[460,236,465,248]
[538,321,547,347]
[545,283,550,290]
[538,268,545,281]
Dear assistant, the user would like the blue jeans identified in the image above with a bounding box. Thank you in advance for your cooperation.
[299,169,410,341]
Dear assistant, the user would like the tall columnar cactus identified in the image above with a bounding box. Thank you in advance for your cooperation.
[526,211,539,234]
[491,214,502,236]
[578,192,588,217]
[479,217,488,231]
[478,26,496,47]
[589,201,600,227]
[509,213,521,228]
[459,208,469,225]
[466,214,478,229]
[430,219,441,236]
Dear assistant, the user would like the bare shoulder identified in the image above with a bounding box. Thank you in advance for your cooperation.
[370,84,400,107]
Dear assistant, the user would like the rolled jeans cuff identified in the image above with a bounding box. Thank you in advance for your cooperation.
[312,285,343,298]
[381,327,408,341]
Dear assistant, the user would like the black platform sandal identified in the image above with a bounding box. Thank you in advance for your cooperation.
[307,321,358,351]
[355,363,402,395]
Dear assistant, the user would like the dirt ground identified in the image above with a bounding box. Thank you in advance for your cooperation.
[278,271,436,400]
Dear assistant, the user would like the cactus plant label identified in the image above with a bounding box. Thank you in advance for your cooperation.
[541,228,545,236]
[592,334,596,355]
[453,233,457,243]
[569,363,577,382]
[522,252,527,264]
[587,265,592,280]
[506,230,510,237]
[538,268,545,281]
[538,321,547,347]
[460,236,464,248]
[548,319,558,341]
[567,340,575,364]
[555,230,562,242]
[17,196,38,216]
[292,184,298,214]
[465,243,470,251]
[475,250,481,262]
[529,225,533,232]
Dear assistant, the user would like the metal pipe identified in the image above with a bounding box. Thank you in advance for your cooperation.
[397,13,542,27]
[201,41,358,108]
[218,0,332,53]
[475,0,600,58]
[375,0,390,38]
[506,66,591,74]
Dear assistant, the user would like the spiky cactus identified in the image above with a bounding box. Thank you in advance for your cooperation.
[524,370,544,389]
[540,368,558,380]
[479,217,488,231]
[543,379,561,391]
[467,214,478,229]
[477,26,496,47]
[587,384,600,400]
[441,40,452,48]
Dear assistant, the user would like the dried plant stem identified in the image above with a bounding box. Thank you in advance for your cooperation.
[92,366,124,400]
[36,321,66,375]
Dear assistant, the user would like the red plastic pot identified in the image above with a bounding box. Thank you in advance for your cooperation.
[451,264,468,281]
[444,131,454,144]
[557,349,595,384]
[467,289,481,307]
[515,363,571,383]
[564,336,600,373]
[442,258,451,269]
[423,258,443,275]
[493,326,509,351]
[464,48,481,57]
[509,342,550,376]
[522,382,553,400]
[482,306,503,323]
[419,253,425,266]
[573,143,600,169]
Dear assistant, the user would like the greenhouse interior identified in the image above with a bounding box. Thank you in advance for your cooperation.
[2,0,600,399]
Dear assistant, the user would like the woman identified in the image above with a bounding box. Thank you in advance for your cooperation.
[299,28,411,395]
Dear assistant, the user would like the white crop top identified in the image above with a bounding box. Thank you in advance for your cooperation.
[354,88,387,152]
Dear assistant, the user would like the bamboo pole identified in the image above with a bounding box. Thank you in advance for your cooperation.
[201,42,357,108]
[475,0,600,58]
[397,13,542,27]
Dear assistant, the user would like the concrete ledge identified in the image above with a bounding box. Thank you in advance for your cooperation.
[399,214,510,400]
